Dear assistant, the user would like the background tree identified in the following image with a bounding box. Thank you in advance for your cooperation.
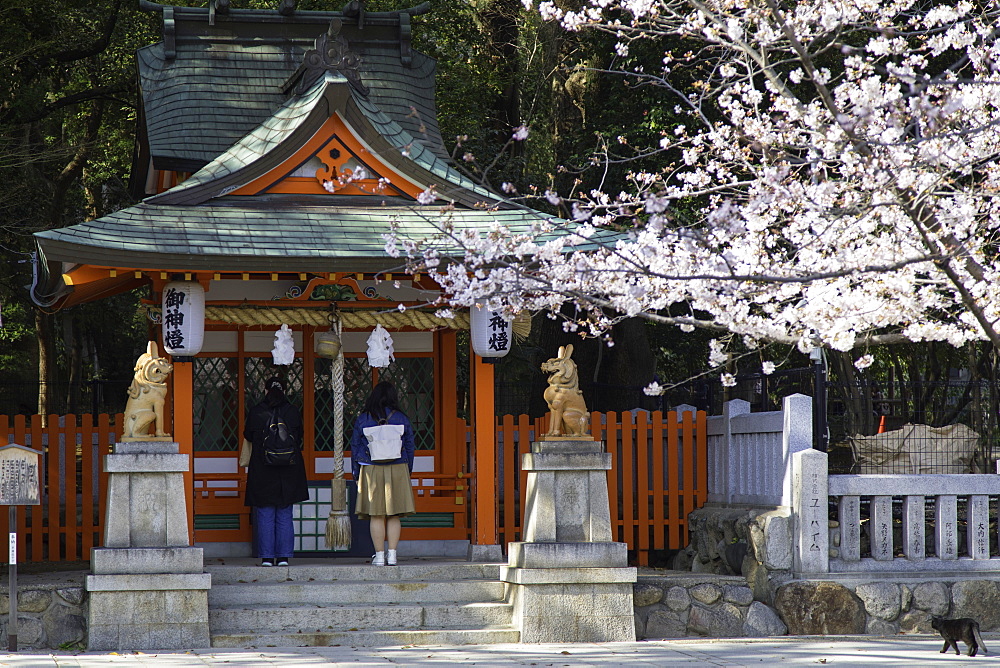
[0,0,156,415]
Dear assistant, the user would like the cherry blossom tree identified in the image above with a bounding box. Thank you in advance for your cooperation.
[390,0,1000,375]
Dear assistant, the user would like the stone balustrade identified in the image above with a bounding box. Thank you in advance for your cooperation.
[829,474,1000,570]
[706,395,812,507]
[793,449,1000,574]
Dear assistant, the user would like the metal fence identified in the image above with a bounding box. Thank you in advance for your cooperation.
[826,380,1000,474]
[695,369,1000,475]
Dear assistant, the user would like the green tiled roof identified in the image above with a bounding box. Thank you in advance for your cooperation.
[138,4,446,171]
[149,71,503,208]
[350,91,500,205]
[31,2,579,310]
[154,72,335,198]
[34,199,559,273]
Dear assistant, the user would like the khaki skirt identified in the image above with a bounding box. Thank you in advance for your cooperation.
[355,463,416,519]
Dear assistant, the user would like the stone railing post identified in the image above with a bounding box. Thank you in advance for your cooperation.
[781,394,813,508]
[722,399,750,504]
[792,448,829,574]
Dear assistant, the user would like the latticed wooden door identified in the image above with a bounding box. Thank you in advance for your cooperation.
[190,346,467,545]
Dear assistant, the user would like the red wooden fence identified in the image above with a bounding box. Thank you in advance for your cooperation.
[3,409,706,564]
[0,414,120,562]
[496,410,708,565]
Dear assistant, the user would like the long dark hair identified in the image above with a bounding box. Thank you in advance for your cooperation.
[264,376,287,408]
[363,381,402,421]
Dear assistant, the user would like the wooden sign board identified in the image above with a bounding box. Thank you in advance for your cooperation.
[0,444,41,506]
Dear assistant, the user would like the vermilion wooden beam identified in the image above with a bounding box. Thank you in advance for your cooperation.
[170,360,196,544]
[471,353,497,546]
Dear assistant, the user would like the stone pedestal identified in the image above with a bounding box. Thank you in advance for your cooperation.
[501,439,636,642]
[86,442,210,650]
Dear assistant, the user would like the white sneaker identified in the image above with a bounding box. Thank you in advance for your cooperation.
[387,549,397,566]
[372,551,386,566]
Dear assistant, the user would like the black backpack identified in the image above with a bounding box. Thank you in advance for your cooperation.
[262,408,299,466]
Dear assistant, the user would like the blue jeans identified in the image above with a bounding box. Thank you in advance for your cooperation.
[255,505,294,559]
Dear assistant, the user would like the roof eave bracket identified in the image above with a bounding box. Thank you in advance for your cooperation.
[163,5,175,61]
[399,12,412,67]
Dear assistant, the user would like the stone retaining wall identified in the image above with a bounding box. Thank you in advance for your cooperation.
[634,574,787,639]
[10,564,1000,646]
[634,572,1000,639]
[682,504,1000,638]
[0,584,87,650]
[776,577,1000,636]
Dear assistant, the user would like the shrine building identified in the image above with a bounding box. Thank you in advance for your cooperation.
[29,0,555,555]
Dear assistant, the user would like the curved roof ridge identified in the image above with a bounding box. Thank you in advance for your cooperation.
[147,72,338,204]
[147,70,518,210]
[346,90,504,206]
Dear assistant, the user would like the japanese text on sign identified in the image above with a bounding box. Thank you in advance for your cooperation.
[0,449,40,506]
[487,313,510,351]
[163,287,186,350]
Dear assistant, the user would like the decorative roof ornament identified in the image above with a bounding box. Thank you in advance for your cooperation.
[284,18,369,98]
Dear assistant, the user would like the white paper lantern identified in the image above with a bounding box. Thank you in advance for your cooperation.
[161,281,205,357]
[470,306,512,358]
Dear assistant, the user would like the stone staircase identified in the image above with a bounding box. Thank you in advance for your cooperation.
[205,559,520,647]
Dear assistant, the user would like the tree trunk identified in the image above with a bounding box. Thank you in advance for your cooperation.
[599,318,656,412]
[35,308,54,424]
[478,0,522,128]
[829,351,875,436]
[64,314,82,414]
[33,101,105,422]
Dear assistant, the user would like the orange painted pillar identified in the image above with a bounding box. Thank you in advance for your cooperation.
[435,331,460,476]
[171,360,196,545]
[471,354,497,545]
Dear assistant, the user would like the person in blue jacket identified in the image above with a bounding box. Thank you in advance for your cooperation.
[350,381,416,566]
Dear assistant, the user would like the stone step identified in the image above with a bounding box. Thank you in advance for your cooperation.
[210,627,521,648]
[209,601,514,633]
[206,562,502,585]
[208,579,507,606]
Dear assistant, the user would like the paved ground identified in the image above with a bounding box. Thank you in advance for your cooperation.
[0,636,997,667]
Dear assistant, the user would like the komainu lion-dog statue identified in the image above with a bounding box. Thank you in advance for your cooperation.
[122,341,174,441]
[541,344,590,438]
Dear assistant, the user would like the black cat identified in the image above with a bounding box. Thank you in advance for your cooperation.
[931,616,988,657]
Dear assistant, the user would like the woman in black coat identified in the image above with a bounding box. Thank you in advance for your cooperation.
[242,376,308,567]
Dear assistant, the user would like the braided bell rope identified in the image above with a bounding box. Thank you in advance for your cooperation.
[332,317,345,481]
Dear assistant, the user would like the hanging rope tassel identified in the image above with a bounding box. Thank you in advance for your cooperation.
[326,315,352,550]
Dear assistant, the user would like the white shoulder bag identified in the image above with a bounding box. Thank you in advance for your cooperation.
[363,412,405,462]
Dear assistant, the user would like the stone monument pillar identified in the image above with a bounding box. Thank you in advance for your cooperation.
[501,346,636,642]
[86,441,211,650]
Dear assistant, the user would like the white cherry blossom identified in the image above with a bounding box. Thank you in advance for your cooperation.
[387,0,1000,369]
